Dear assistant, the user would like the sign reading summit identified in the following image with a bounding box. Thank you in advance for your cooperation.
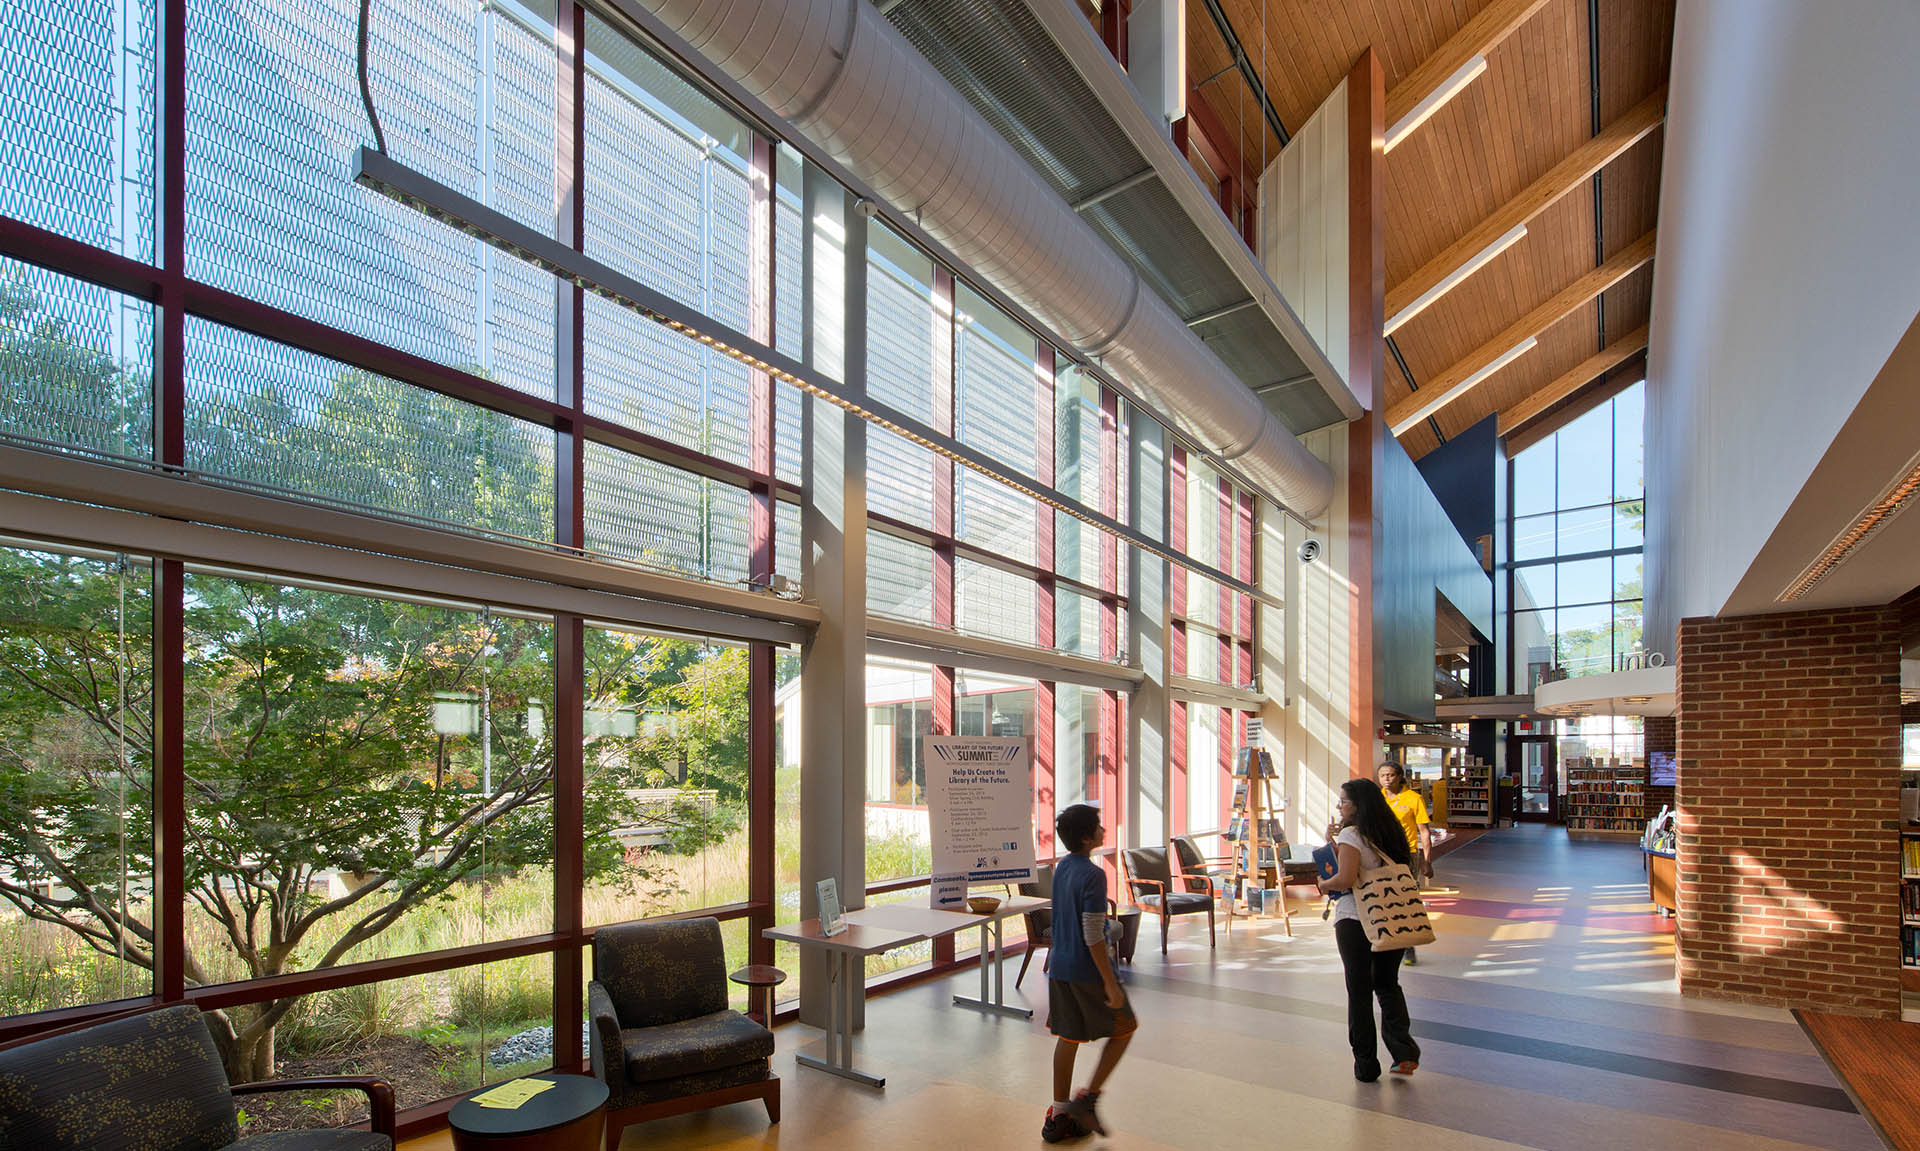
[925,736,1035,888]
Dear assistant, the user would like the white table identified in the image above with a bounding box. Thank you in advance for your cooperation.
[841,901,1034,1020]
[760,918,920,1088]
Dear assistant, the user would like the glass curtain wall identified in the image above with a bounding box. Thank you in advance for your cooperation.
[0,0,795,1128]
[0,0,1275,1113]
[1509,383,1647,690]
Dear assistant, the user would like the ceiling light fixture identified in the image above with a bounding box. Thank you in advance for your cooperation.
[1389,336,1538,435]
[1383,223,1527,336]
[352,148,1265,604]
[1779,445,1920,601]
[1385,55,1488,152]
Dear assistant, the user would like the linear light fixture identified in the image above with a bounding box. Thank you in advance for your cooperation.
[1389,336,1537,436]
[1383,223,1527,336]
[1385,55,1488,152]
[1779,446,1920,601]
[351,148,1268,604]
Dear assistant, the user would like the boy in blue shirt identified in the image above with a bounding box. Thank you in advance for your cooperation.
[1042,803,1136,1143]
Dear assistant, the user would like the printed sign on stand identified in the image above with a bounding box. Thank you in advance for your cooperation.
[925,736,1035,887]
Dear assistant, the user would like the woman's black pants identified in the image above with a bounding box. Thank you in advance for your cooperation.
[1334,917,1420,1071]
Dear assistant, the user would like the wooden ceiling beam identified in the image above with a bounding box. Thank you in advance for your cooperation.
[1386,230,1656,434]
[1384,0,1555,135]
[1498,325,1649,436]
[1386,87,1667,322]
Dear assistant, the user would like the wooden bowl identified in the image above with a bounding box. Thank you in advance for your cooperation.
[966,896,1001,915]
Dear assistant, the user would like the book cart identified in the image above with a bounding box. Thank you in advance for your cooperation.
[1563,757,1646,838]
[1445,758,1493,827]
[1224,747,1291,934]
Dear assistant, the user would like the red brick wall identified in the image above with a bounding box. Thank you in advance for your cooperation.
[1676,607,1901,1016]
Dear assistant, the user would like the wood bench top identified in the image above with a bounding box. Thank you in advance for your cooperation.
[1795,1008,1920,1150]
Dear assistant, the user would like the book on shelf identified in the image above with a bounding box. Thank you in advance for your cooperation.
[1233,747,1275,778]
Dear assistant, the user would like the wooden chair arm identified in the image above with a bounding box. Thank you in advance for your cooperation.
[231,1075,396,1138]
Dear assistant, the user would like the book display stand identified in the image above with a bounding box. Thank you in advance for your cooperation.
[1225,747,1291,935]
[1564,757,1645,837]
[1445,758,1493,827]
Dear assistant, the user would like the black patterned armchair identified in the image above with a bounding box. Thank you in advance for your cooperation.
[589,917,778,1149]
[0,1003,394,1150]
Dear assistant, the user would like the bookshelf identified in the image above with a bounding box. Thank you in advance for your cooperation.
[1902,767,1919,975]
[1446,758,1493,828]
[1225,747,1290,934]
[1564,757,1646,837]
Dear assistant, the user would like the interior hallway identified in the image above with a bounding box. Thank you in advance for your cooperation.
[408,826,1880,1150]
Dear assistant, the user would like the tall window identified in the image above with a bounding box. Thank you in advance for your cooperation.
[1510,382,1646,688]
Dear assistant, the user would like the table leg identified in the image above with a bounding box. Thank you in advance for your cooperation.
[796,951,886,1089]
[952,915,1032,1019]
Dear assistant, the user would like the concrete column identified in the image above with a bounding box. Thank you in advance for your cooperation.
[799,165,867,1028]
[1127,417,1169,847]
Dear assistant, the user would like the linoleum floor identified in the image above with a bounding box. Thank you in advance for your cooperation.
[406,825,1880,1150]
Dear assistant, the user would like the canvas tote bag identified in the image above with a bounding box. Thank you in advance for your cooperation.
[1352,844,1437,951]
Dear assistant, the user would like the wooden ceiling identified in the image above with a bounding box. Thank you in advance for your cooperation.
[1183,0,1675,461]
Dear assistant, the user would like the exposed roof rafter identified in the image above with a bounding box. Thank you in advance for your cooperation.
[1498,324,1648,436]
[1386,229,1656,434]
[1383,0,1555,137]
[1385,87,1666,323]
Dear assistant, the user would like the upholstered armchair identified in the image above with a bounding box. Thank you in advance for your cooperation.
[1123,845,1217,954]
[0,1003,394,1150]
[588,916,779,1150]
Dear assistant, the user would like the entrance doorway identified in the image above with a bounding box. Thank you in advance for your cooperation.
[1511,735,1556,821]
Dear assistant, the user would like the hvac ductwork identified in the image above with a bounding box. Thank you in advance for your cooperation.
[638,0,1336,518]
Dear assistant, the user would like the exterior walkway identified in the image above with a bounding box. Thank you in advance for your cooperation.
[407,824,1881,1150]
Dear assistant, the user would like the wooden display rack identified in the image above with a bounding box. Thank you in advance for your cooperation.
[1446,757,1493,828]
[1224,747,1291,935]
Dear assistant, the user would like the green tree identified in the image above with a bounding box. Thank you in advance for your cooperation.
[0,283,732,1080]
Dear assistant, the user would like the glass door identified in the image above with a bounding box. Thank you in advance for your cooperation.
[1511,736,1557,822]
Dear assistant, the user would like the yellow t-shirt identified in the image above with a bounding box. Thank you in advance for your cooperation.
[1385,788,1430,853]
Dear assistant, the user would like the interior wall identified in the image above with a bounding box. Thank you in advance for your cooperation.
[1376,431,1494,721]
[1675,606,1901,1016]
[1285,425,1352,845]
[1645,0,1920,647]
[1414,414,1497,556]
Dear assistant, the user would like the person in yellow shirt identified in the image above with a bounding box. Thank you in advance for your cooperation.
[1377,762,1432,966]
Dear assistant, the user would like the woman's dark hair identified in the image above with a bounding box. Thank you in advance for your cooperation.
[1338,778,1413,866]
[1056,803,1101,853]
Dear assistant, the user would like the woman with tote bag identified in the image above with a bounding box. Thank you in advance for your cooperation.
[1317,777,1423,1081]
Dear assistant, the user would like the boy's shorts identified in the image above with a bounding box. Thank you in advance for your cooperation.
[1047,978,1137,1042]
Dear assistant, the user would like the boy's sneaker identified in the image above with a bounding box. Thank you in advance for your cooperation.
[1041,1106,1086,1143]
[1067,1088,1107,1136]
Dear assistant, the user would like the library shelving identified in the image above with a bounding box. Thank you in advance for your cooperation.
[1564,757,1646,837]
[1900,765,1920,979]
[1445,758,1493,828]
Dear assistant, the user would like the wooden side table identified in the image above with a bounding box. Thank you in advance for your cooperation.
[730,964,788,1027]
[448,1073,608,1151]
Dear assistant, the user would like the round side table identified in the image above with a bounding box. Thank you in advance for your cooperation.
[448,1072,608,1151]
[729,964,788,1026]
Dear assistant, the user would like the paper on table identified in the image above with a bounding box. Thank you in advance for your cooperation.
[471,1077,555,1110]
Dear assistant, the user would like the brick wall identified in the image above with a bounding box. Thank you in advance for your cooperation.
[1676,606,1901,1016]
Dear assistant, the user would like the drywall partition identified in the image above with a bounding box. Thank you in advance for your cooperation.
[620,0,1335,518]
[1644,0,1920,645]
[1258,80,1350,388]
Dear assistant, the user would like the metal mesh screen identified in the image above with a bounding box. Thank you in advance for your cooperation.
[775,498,801,586]
[0,259,152,458]
[183,318,554,541]
[582,440,749,585]
[954,557,1034,646]
[955,290,1038,475]
[956,470,1034,567]
[1054,586,1102,658]
[867,529,933,625]
[867,227,936,422]
[0,0,154,260]
[1054,367,1103,584]
[582,13,753,466]
[868,428,934,529]
[184,0,555,399]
